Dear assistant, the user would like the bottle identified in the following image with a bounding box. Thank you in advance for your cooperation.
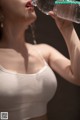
[31,0,80,23]
[32,0,54,15]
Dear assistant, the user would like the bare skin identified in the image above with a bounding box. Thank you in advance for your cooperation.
[0,43,46,75]
[0,0,80,120]
[0,43,48,120]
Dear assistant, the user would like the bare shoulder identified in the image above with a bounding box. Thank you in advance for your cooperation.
[34,43,53,62]
[35,43,51,49]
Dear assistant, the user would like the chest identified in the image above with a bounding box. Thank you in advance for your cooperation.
[0,50,45,74]
[0,67,57,103]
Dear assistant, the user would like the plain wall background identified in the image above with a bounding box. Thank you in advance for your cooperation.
[26,8,80,120]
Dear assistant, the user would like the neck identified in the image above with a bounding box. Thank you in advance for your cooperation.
[1,19,29,50]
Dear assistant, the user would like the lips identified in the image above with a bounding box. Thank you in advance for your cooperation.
[25,1,33,8]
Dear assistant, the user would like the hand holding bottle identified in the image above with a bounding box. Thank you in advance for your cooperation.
[48,11,73,31]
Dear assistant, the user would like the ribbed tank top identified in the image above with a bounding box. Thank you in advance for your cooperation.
[0,50,57,120]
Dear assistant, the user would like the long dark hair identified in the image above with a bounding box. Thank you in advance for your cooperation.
[0,23,3,40]
[0,7,3,40]
[0,10,3,41]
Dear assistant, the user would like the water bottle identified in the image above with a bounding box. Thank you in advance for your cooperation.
[31,0,80,23]
[32,0,54,15]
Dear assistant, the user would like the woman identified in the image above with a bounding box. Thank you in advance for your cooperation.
[0,0,80,120]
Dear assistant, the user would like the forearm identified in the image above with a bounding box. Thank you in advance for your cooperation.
[60,25,80,80]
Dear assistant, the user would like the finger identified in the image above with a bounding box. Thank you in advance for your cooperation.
[48,11,57,19]
[48,11,55,16]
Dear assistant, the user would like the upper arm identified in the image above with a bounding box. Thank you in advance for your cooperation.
[37,44,79,85]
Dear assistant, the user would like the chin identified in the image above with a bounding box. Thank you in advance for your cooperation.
[31,11,37,22]
[25,11,37,25]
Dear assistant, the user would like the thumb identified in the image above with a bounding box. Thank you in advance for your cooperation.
[48,11,57,20]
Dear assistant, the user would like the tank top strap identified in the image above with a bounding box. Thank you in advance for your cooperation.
[34,47,47,66]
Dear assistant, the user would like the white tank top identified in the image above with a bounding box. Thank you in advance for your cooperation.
[0,51,57,120]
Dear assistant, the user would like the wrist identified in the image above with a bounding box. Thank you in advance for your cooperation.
[59,23,74,35]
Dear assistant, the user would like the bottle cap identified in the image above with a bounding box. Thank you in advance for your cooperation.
[55,0,80,4]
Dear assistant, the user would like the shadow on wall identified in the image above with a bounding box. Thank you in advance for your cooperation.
[26,8,80,120]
